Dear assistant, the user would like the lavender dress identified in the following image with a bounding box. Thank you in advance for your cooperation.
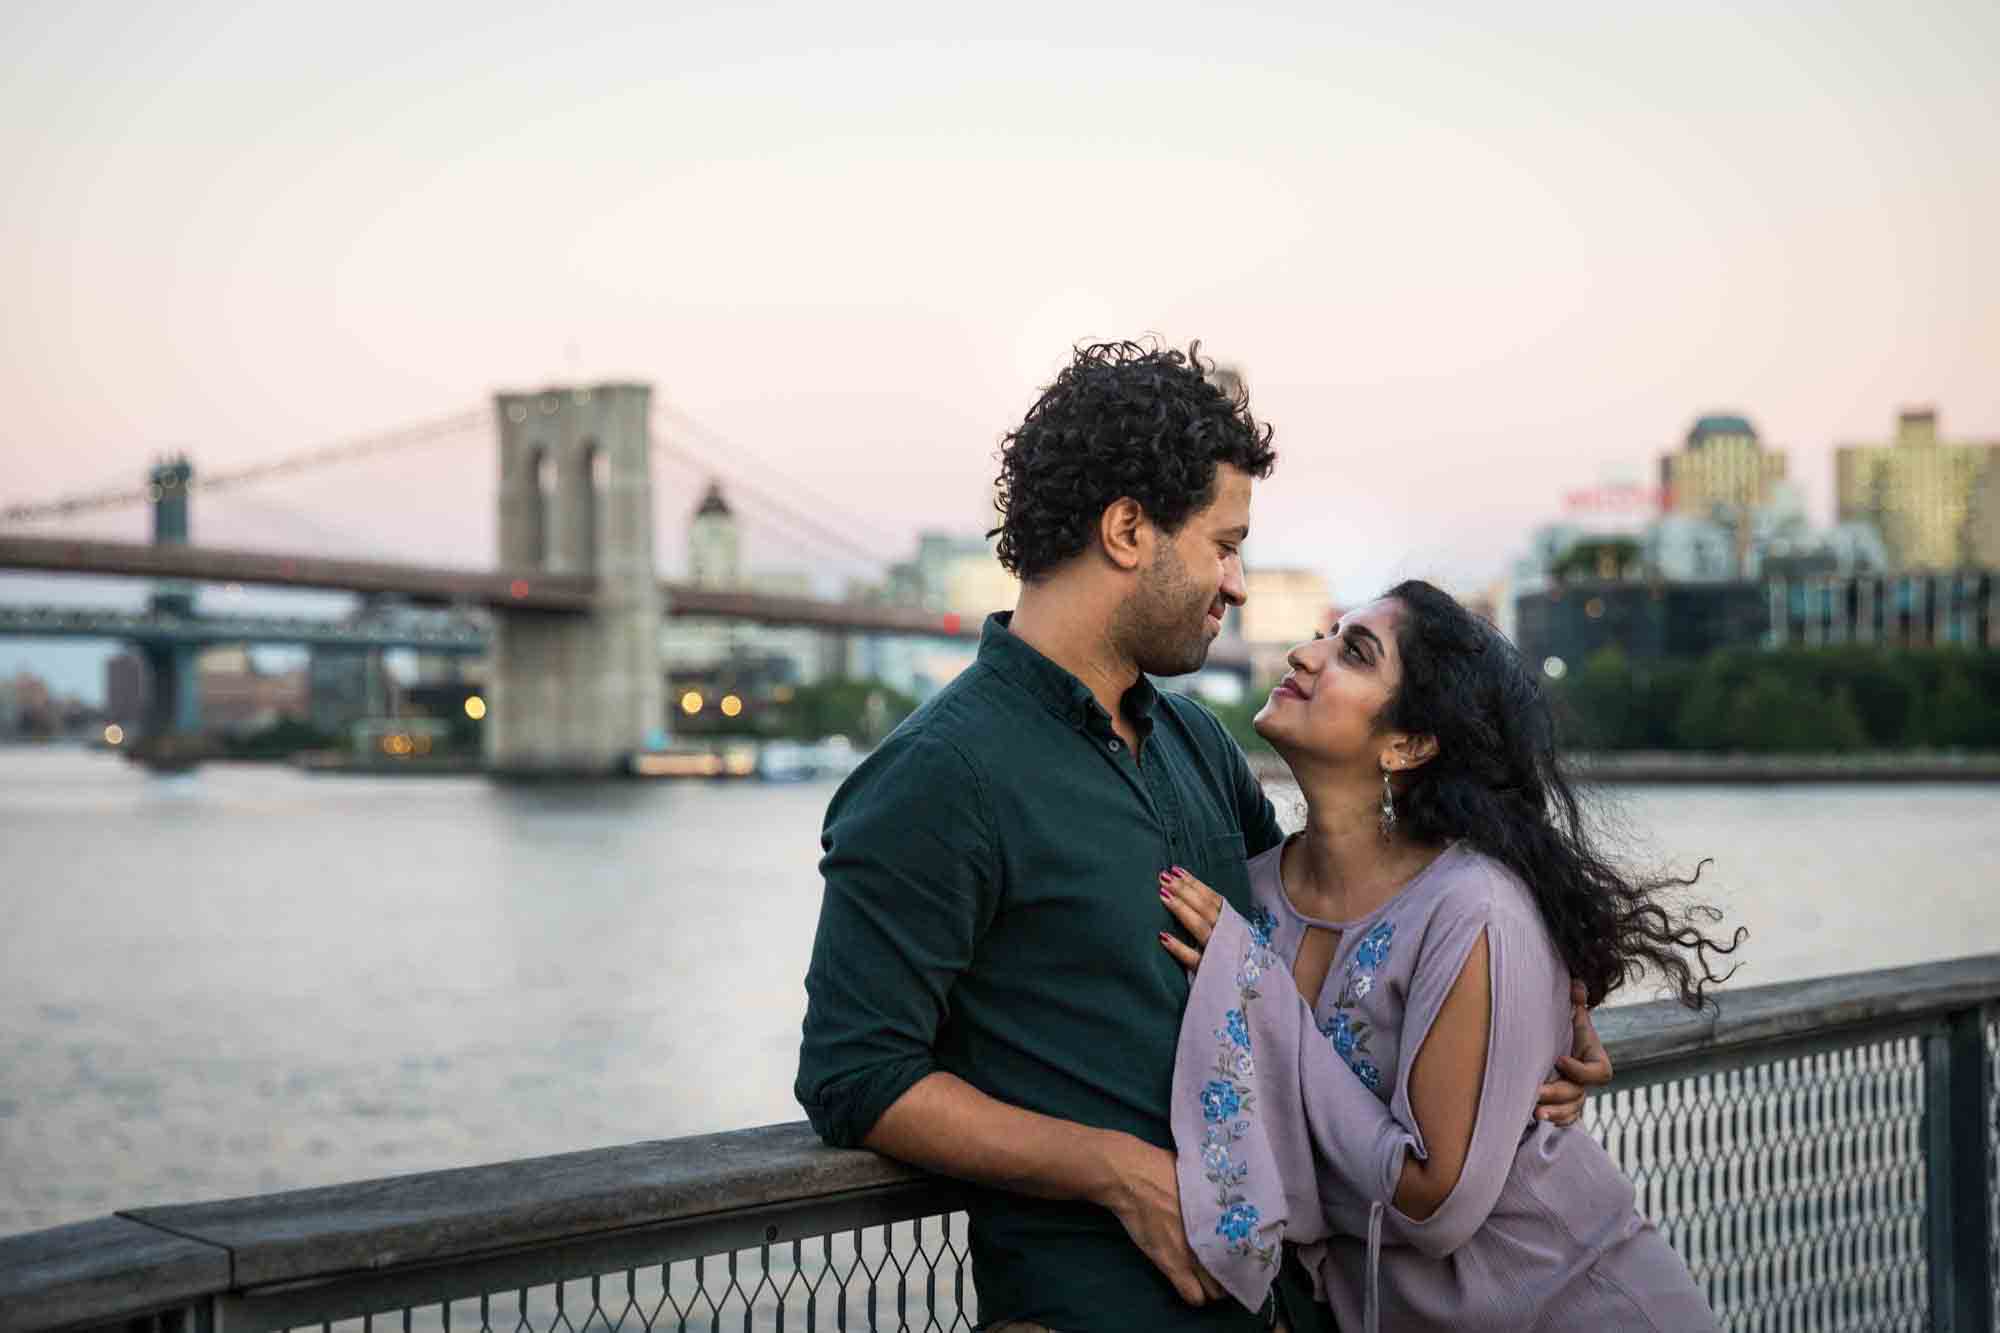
[1171,841,1717,1333]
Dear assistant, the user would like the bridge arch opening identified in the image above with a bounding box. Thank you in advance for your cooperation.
[522,443,553,568]
[556,440,602,575]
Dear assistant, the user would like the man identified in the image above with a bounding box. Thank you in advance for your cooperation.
[796,342,1607,1331]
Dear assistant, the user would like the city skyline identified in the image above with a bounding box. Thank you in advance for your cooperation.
[4,0,1997,698]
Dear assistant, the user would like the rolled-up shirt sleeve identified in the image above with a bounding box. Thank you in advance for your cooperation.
[794,730,1000,1148]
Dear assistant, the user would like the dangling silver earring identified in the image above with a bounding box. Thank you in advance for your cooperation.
[1379,766,1397,840]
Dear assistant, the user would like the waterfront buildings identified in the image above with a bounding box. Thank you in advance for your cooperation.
[1768,569,1998,649]
[881,530,1019,624]
[1515,565,1998,671]
[197,647,308,733]
[1836,408,2000,571]
[308,649,393,734]
[1234,566,1334,682]
[1514,581,1770,673]
[843,529,1015,699]
[1,669,87,738]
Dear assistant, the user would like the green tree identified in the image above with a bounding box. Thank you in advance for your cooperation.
[224,717,338,758]
[1928,666,2000,748]
[1560,646,1637,750]
[1720,674,1865,753]
[1181,688,1275,759]
[780,679,917,744]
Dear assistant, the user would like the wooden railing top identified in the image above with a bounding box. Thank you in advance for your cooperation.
[1595,950,2000,1069]
[5,952,1997,1333]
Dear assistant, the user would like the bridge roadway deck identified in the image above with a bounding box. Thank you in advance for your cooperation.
[0,535,998,642]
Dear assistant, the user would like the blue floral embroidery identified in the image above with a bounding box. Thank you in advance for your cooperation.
[1194,907,1280,1271]
[1324,1011,1357,1058]
[1217,1200,1261,1242]
[1356,922,1395,969]
[1320,922,1395,1093]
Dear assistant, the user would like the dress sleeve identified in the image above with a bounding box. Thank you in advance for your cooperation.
[1377,897,1564,1256]
[1288,891,1565,1260]
[1173,901,1319,1316]
[793,731,1001,1148]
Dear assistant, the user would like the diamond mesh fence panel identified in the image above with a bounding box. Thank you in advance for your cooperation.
[1585,1033,1930,1332]
[271,1212,976,1333]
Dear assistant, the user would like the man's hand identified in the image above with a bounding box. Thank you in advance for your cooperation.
[1097,1133,1226,1307]
[1535,981,1613,1125]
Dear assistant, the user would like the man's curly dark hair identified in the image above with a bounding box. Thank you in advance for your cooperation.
[989,341,1277,579]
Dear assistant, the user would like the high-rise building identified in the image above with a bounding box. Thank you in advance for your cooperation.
[1966,437,2000,570]
[1660,414,1788,520]
[105,652,150,727]
[1239,568,1332,650]
[197,648,309,733]
[309,650,392,734]
[1836,408,2000,570]
[1233,566,1333,685]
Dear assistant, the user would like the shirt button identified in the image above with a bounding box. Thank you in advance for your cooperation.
[1107,738,1122,752]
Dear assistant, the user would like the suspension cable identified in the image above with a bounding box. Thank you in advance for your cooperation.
[1,407,490,525]
[652,407,901,571]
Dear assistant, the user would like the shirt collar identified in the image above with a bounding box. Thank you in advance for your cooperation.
[979,611,1161,734]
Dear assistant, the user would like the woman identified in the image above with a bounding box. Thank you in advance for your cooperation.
[1156,580,1741,1333]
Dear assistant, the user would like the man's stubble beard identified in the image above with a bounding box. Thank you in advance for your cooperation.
[1113,541,1216,679]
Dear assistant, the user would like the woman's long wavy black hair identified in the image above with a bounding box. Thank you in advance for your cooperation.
[1380,579,1744,1009]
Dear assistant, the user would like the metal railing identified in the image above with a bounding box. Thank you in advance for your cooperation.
[4,954,1996,1333]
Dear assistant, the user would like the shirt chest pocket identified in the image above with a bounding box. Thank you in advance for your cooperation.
[1191,831,1252,916]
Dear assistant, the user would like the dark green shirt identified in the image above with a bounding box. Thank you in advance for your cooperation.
[796,613,1285,1331]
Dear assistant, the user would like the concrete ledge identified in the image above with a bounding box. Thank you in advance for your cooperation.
[0,1216,230,1333]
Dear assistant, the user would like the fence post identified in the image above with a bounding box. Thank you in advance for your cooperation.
[1925,1005,1994,1332]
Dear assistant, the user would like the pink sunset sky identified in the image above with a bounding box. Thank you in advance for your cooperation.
[2,1,1995,695]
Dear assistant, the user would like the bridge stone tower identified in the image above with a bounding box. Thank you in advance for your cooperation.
[490,383,664,775]
[143,456,201,739]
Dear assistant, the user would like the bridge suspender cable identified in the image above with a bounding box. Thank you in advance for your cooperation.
[651,403,904,572]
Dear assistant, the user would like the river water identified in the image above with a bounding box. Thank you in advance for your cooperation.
[2,748,1996,1237]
